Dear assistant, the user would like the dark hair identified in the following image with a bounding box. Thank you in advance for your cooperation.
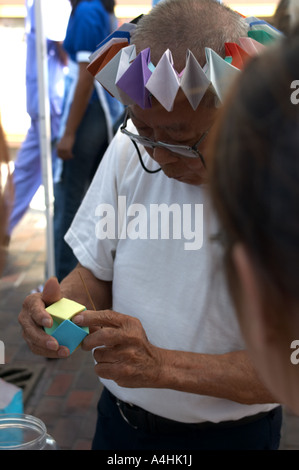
[70,0,115,14]
[273,0,299,35]
[209,28,299,311]
[273,0,291,34]
[100,0,115,14]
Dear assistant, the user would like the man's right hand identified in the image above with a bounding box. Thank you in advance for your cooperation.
[18,277,70,358]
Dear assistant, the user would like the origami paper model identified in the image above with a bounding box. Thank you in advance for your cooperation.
[88,21,137,76]
[146,49,211,111]
[145,49,179,111]
[117,47,152,109]
[87,13,282,111]
[224,42,250,70]
[224,57,233,65]
[94,21,136,52]
[87,40,129,77]
[238,37,265,56]
[246,17,283,40]
[180,50,211,110]
[95,45,137,103]
[205,48,240,102]
[89,37,128,64]
[248,30,277,46]
[44,298,89,354]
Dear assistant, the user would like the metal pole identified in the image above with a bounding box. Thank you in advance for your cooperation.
[34,0,55,278]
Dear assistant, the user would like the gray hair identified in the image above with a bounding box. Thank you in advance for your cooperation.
[132,0,249,70]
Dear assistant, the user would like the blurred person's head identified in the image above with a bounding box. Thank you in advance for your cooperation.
[209,28,299,413]
[273,0,299,35]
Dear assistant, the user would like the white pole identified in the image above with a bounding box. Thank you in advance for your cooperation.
[34,0,55,278]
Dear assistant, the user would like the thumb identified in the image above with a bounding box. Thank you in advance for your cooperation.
[42,277,62,306]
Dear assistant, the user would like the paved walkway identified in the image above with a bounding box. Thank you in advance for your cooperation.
[0,201,298,450]
[0,206,102,450]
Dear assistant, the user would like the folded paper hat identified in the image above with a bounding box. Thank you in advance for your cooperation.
[117,47,152,109]
[88,16,282,111]
[95,44,136,103]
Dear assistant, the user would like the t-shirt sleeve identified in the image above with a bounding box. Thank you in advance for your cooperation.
[64,129,129,281]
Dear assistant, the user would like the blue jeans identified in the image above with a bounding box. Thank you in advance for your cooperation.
[8,116,60,235]
[92,388,282,450]
[54,98,108,281]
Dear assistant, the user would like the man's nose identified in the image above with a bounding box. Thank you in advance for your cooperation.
[152,147,179,165]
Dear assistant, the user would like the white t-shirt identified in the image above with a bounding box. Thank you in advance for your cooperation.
[65,123,277,423]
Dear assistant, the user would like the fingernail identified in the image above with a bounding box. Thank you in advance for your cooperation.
[73,315,83,325]
[46,340,58,351]
[42,317,52,328]
[58,348,70,358]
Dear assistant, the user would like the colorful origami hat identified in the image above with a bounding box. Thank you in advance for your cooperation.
[87,15,282,111]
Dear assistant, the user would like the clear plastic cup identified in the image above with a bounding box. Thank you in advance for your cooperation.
[0,414,57,450]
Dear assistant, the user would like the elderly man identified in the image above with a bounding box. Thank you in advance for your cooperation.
[19,0,282,450]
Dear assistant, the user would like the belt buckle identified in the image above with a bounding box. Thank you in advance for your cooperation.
[116,399,138,430]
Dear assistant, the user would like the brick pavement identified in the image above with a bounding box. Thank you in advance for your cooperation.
[0,202,298,450]
[0,207,102,450]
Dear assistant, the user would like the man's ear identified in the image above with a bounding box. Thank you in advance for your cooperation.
[231,243,273,346]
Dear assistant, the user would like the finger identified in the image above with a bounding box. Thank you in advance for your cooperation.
[20,293,52,329]
[93,345,118,364]
[93,358,132,386]
[81,327,120,351]
[42,277,62,306]
[20,313,70,358]
[18,294,70,358]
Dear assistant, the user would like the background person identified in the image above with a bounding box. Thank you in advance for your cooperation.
[209,27,299,415]
[54,0,124,282]
[7,0,70,240]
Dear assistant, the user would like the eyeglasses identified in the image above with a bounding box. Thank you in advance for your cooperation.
[120,109,209,173]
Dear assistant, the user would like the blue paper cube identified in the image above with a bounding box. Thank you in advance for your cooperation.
[45,298,89,354]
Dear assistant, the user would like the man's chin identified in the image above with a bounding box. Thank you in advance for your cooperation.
[168,173,207,186]
[160,165,207,185]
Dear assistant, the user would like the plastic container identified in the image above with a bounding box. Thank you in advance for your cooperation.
[0,414,57,450]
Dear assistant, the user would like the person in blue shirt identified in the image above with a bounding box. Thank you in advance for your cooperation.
[54,0,124,281]
[7,0,70,238]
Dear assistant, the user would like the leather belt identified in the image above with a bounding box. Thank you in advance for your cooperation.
[107,389,272,435]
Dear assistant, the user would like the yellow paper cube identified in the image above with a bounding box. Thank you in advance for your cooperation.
[45,298,86,322]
